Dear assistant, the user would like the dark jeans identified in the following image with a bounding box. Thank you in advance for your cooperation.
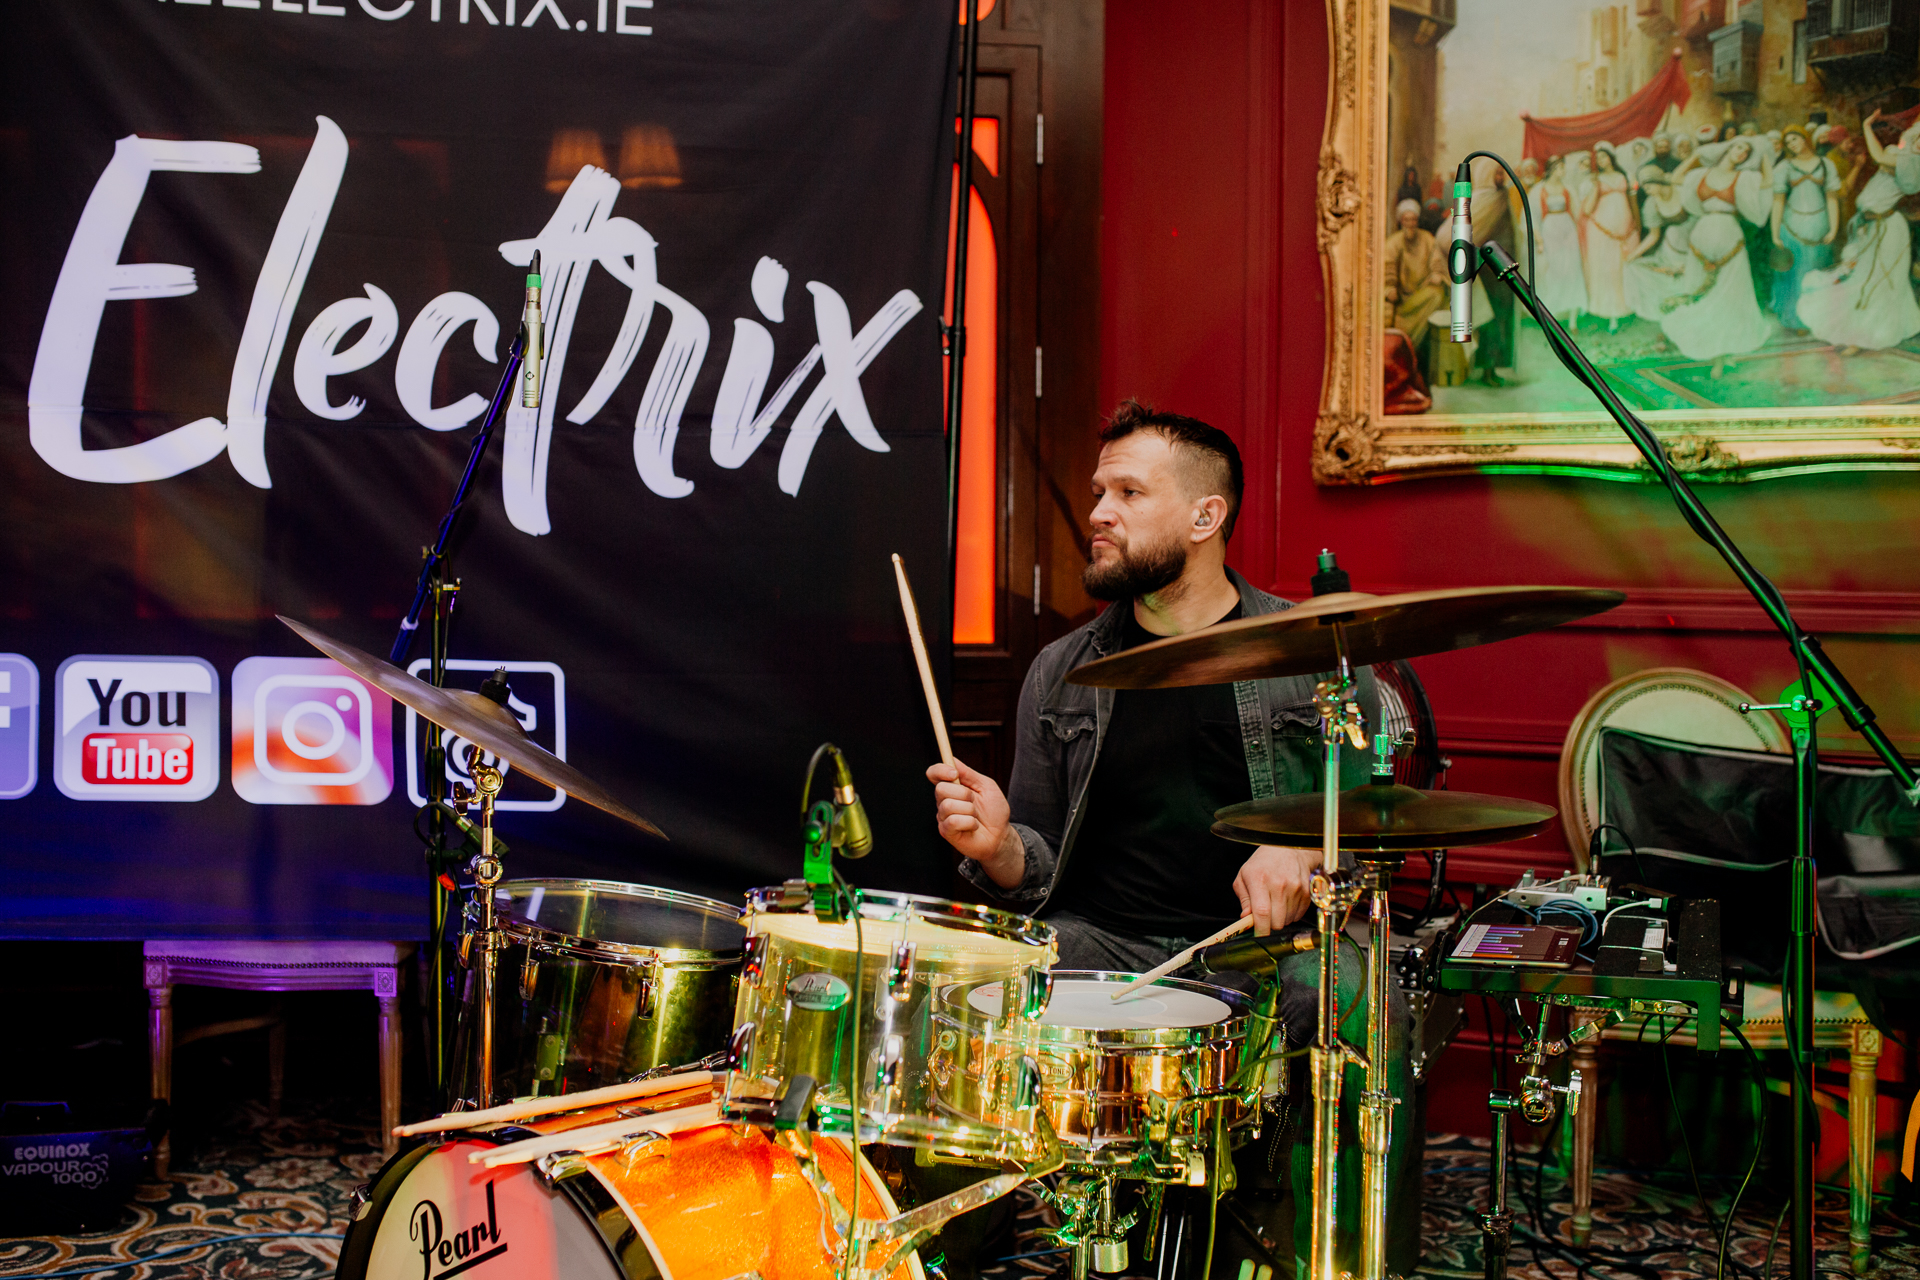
[1048,910,1424,1276]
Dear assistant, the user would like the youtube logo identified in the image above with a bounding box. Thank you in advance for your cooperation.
[55,656,219,802]
[79,734,193,785]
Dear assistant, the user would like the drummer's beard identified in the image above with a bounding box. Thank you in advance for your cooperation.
[1082,529,1187,602]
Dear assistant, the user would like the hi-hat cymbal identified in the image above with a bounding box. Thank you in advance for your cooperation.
[279,616,666,839]
[1066,586,1624,689]
[1213,784,1555,851]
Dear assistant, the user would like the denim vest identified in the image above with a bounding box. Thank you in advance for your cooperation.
[960,569,1383,913]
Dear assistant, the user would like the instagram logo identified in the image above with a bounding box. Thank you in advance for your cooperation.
[232,657,393,806]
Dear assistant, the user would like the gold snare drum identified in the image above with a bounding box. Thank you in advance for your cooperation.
[724,887,1057,1161]
[932,970,1257,1168]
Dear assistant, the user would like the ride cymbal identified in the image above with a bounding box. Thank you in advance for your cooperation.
[278,616,666,839]
[1066,586,1624,689]
[1212,784,1555,851]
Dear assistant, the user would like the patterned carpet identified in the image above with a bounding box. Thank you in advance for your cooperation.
[0,1103,1913,1280]
[1412,1134,1920,1280]
[0,1100,375,1278]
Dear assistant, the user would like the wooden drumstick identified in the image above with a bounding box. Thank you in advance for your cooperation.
[1108,917,1255,1002]
[473,1101,722,1168]
[893,553,955,767]
[391,1069,718,1138]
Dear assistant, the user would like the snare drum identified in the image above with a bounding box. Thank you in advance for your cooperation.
[455,880,745,1101]
[338,1084,921,1280]
[725,888,1056,1161]
[932,971,1257,1166]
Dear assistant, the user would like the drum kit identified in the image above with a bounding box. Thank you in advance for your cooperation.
[292,571,1622,1280]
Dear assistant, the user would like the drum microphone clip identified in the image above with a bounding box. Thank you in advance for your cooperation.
[1194,929,1318,977]
[800,742,872,923]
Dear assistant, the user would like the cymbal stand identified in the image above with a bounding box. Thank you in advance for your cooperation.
[1040,1173,1141,1280]
[1354,854,1399,1280]
[426,572,459,1094]
[1356,715,1414,1280]
[453,749,507,1107]
[387,323,527,1103]
[1479,1006,1584,1280]
[1308,623,1366,1280]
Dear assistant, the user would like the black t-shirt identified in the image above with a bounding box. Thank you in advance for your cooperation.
[1053,600,1253,938]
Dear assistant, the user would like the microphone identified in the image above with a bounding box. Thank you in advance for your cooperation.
[520,250,544,408]
[1447,162,1474,343]
[1193,929,1317,977]
[829,748,874,858]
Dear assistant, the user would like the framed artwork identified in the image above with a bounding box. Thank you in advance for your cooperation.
[1315,0,1920,485]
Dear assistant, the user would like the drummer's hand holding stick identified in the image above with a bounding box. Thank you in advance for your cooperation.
[1233,844,1318,937]
[1109,845,1317,1001]
[927,759,1028,890]
[895,552,1030,893]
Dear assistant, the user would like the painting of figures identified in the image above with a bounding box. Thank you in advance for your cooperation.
[1381,0,1920,419]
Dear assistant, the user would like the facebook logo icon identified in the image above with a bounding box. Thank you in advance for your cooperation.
[0,654,37,799]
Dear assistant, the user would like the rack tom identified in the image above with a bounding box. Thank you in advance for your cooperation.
[455,879,744,1101]
[724,887,1056,1161]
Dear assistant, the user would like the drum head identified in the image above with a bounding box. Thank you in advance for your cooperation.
[746,886,1055,957]
[493,879,745,954]
[968,974,1236,1030]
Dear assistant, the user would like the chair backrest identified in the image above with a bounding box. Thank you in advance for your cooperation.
[1558,667,1787,870]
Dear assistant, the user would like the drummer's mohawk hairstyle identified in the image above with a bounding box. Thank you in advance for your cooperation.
[1100,398,1245,541]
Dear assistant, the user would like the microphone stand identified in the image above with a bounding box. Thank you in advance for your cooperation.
[1478,236,1918,1280]
[387,323,528,1102]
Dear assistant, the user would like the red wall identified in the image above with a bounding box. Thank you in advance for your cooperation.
[1100,0,1917,1178]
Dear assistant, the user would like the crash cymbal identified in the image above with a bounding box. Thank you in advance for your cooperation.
[1212,784,1555,851]
[1066,586,1624,689]
[278,616,665,839]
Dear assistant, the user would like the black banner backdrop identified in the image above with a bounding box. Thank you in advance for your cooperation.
[0,1,958,936]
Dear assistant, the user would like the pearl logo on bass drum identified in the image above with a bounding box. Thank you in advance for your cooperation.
[357,1139,617,1280]
[409,1180,506,1280]
[53,656,219,802]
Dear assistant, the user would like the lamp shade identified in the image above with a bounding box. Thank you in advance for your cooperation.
[618,124,683,188]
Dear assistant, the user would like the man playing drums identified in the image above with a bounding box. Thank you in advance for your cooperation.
[926,399,1420,1271]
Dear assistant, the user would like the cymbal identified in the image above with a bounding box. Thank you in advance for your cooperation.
[1212,784,1555,851]
[278,616,666,839]
[1066,586,1624,689]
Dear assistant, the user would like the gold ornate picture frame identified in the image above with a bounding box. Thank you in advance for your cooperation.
[1315,0,1920,486]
